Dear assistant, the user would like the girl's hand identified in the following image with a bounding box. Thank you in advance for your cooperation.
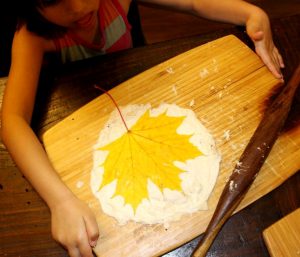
[50,196,99,257]
[246,9,285,79]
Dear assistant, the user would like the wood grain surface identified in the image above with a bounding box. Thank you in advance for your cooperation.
[263,208,300,257]
[42,35,300,257]
[192,64,300,257]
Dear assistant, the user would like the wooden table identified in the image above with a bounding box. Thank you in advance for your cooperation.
[0,14,299,257]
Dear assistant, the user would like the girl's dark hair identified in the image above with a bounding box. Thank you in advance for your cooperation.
[15,0,67,38]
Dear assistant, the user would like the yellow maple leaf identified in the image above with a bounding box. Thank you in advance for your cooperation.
[98,110,202,211]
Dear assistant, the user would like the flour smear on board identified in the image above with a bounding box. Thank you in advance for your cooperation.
[90,103,221,225]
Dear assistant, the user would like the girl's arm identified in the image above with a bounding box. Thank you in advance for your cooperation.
[1,26,99,257]
[139,0,284,79]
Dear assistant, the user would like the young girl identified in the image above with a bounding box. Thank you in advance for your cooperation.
[1,0,284,257]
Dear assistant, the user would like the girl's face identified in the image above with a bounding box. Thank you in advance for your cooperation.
[38,0,100,30]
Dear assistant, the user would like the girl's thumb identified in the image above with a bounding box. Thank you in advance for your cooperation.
[246,22,264,42]
[250,30,264,42]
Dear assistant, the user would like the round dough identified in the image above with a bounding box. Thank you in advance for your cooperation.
[90,103,220,225]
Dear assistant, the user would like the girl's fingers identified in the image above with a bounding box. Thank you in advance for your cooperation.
[84,215,99,248]
[255,44,283,79]
[68,247,81,257]
[50,198,99,257]
[265,55,282,79]
[274,47,285,68]
[60,219,96,257]
[271,48,284,79]
[76,229,94,257]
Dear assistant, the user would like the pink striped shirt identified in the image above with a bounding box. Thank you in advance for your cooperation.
[53,0,132,63]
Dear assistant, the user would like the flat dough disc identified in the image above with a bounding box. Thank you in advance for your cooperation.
[90,103,220,225]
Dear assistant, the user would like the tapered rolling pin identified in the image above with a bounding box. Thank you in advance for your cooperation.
[191,64,300,257]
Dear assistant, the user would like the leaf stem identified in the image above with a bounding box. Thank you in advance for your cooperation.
[94,85,129,132]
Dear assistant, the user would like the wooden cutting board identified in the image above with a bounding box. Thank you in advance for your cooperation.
[42,35,300,257]
[263,208,300,257]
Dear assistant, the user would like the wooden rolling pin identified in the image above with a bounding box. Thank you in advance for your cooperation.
[191,64,300,257]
